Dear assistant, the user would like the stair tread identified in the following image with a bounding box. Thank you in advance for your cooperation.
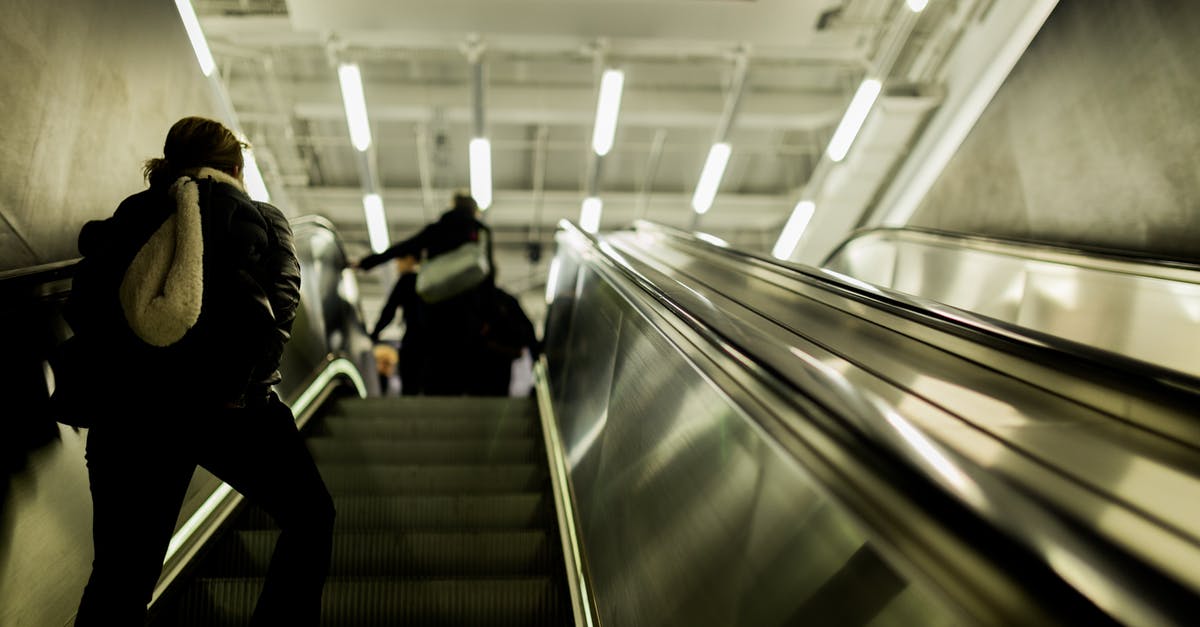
[237,493,551,530]
[173,577,570,627]
[154,394,570,627]
[310,417,537,439]
[202,530,557,577]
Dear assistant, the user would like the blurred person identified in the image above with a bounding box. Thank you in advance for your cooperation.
[367,257,427,395]
[373,342,400,395]
[69,117,333,627]
[356,192,494,396]
[476,285,540,396]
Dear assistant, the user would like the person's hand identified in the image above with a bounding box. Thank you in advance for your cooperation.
[395,255,418,273]
[349,259,362,270]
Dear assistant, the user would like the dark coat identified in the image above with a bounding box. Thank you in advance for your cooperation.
[68,169,300,406]
[360,206,493,272]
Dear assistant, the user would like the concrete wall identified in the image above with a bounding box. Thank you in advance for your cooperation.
[907,0,1200,262]
[0,0,221,271]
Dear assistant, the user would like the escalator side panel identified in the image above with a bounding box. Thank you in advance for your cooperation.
[545,257,959,627]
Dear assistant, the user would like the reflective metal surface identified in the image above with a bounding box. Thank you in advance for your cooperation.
[544,228,964,626]
[825,227,1200,379]
[546,220,1200,626]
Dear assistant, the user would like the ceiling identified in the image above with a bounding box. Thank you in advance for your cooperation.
[194,0,968,323]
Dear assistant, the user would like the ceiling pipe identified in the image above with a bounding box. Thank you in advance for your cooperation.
[581,39,611,231]
[531,125,550,241]
[327,36,390,251]
[464,35,493,210]
[415,122,436,222]
[636,128,668,221]
[691,45,751,226]
[772,4,924,260]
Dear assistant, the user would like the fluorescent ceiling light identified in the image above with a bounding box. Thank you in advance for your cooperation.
[363,193,389,253]
[580,197,603,234]
[592,69,625,156]
[174,0,215,76]
[241,148,270,202]
[772,200,816,260]
[907,0,929,11]
[469,138,493,210]
[691,143,732,215]
[695,232,729,248]
[826,79,882,162]
[338,63,372,152]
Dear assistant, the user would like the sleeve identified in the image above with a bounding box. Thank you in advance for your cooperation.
[510,293,541,357]
[247,202,302,391]
[359,224,434,270]
[371,274,412,340]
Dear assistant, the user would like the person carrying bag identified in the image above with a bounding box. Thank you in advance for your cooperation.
[357,191,497,395]
[69,117,333,627]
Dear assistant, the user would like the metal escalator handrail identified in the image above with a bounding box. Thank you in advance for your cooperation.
[0,258,80,295]
[827,224,1200,274]
[290,214,349,254]
[557,219,1191,626]
[632,219,1200,397]
[0,214,345,289]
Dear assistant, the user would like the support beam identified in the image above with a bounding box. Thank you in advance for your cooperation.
[636,128,668,220]
[226,81,846,131]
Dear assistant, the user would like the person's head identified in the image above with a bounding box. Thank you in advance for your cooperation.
[143,117,246,188]
[451,190,481,219]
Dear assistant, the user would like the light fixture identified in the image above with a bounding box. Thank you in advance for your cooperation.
[174,0,215,76]
[772,200,816,260]
[469,138,493,210]
[592,69,625,156]
[580,197,603,233]
[907,0,929,12]
[545,257,562,305]
[826,78,882,162]
[338,63,372,152]
[241,148,270,202]
[363,193,389,253]
[691,143,732,215]
[695,232,730,248]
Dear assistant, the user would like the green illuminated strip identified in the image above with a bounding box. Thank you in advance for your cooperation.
[162,358,366,565]
[534,358,594,627]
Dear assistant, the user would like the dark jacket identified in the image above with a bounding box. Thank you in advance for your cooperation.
[360,206,493,273]
[68,169,300,406]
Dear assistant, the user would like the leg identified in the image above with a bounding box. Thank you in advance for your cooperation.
[370,276,409,341]
[76,420,195,626]
[194,394,334,627]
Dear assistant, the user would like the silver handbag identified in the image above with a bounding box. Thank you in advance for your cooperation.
[415,231,491,303]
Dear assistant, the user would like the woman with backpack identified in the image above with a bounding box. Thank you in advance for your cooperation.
[70,117,333,626]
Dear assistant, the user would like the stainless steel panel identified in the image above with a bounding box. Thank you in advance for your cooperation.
[827,229,1200,378]
[598,224,1200,625]
[543,243,961,627]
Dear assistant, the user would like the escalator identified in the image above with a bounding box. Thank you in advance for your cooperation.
[151,396,572,626]
[11,213,1196,626]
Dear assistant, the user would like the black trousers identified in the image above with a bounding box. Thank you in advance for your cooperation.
[75,394,335,626]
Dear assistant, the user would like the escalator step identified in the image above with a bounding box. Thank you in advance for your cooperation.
[202,530,556,577]
[326,397,536,420]
[175,576,569,627]
[318,463,549,495]
[237,493,552,530]
[309,416,537,439]
[307,437,542,464]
